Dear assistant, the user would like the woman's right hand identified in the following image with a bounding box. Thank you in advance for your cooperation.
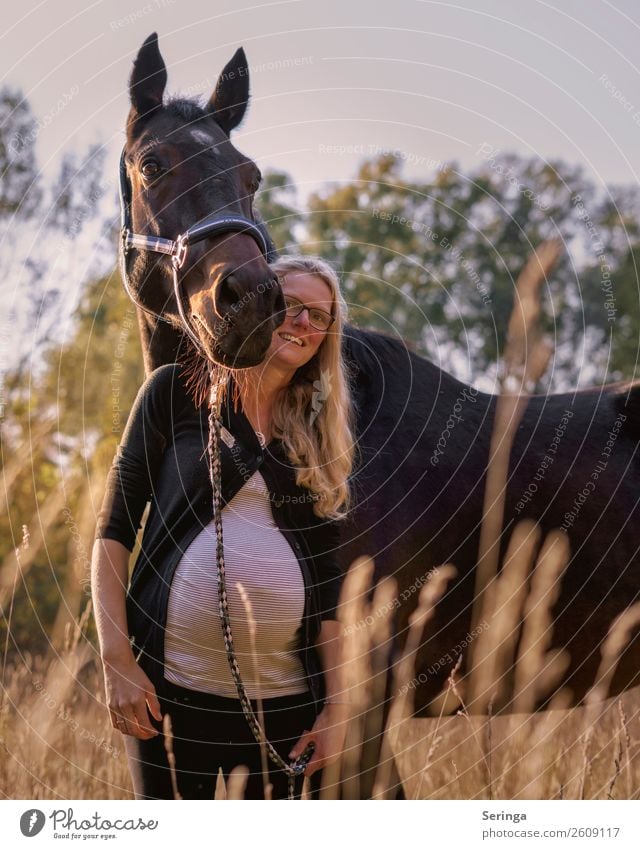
[103,653,163,739]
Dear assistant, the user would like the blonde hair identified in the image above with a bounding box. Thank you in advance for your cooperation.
[246,254,356,520]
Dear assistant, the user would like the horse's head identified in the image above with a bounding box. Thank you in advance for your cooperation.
[122,32,283,368]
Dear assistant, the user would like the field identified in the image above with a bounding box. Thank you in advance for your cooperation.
[1,241,639,800]
[1,568,639,800]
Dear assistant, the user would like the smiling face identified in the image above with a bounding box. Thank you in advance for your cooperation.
[265,272,334,373]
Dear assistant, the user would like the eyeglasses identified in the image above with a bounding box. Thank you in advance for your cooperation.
[283,295,335,331]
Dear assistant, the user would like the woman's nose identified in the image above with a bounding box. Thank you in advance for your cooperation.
[292,309,310,328]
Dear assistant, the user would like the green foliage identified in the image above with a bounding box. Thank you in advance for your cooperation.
[306,153,640,386]
[39,271,143,441]
[256,169,302,252]
[1,272,142,658]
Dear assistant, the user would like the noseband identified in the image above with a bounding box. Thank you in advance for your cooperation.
[118,147,273,353]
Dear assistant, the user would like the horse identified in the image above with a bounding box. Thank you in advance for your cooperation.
[119,33,640,744]
[119,32,283,376]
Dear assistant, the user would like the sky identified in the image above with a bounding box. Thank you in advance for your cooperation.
[4,0,640,196]
[2,0,640,377]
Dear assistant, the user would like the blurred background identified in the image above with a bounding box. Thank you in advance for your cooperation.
[1,0,639,797]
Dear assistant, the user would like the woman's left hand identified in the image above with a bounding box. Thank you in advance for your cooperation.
[288,703,350,777]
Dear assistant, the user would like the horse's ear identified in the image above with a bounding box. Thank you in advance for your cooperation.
[128,32,167,133]
[207,47,250,135]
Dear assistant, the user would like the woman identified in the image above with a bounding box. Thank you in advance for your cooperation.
[91,254,356,800]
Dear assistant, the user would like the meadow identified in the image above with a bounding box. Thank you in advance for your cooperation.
[1,241,639,801]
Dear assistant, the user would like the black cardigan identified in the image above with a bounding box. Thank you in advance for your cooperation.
[95,363,345,711]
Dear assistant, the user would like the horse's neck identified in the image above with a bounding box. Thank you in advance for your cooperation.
[137,309,184,375]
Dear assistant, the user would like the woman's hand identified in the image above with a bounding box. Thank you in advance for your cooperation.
[92,539,161,740]
[288,703,350,777]
[103,652,163,740]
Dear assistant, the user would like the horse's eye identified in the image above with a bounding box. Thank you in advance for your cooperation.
[141,159,161,179]
[251,171,262,193]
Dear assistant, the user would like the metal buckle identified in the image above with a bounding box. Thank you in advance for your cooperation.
[172,234,188,270]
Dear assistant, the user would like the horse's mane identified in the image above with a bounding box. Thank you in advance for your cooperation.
[177,341,210,408]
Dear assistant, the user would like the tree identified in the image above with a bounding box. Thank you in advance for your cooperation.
[305,153,640,388]
[256,169,301,252]
[0,85,113,375]
[0,88,42,220]
[0,269,142,658]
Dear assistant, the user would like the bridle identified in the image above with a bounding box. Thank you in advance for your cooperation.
[118,146,273,353]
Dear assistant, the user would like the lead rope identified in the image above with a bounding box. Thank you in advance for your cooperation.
[205,363,313,800]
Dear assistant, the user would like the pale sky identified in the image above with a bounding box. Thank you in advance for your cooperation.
[3,0,640,198]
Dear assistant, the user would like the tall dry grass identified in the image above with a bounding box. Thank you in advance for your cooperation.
[0,604,131,799]
[2,543,639,800]
[330,542,640,800]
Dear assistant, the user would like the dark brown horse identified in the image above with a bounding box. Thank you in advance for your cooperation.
[121,33,283,375]
[120,36,640,732]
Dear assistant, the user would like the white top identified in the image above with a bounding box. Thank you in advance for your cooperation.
[164,456,309,699]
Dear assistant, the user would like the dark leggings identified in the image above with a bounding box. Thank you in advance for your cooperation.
[123,679,320,800]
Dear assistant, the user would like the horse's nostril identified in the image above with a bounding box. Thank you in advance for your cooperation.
[215,273,283,321]
[216,273,243,316]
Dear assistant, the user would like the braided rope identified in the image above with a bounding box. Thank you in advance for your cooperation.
[205,362,313,800]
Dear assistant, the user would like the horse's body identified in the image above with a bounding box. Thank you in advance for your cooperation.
[342,324,640,711]
[121,35,640,719]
